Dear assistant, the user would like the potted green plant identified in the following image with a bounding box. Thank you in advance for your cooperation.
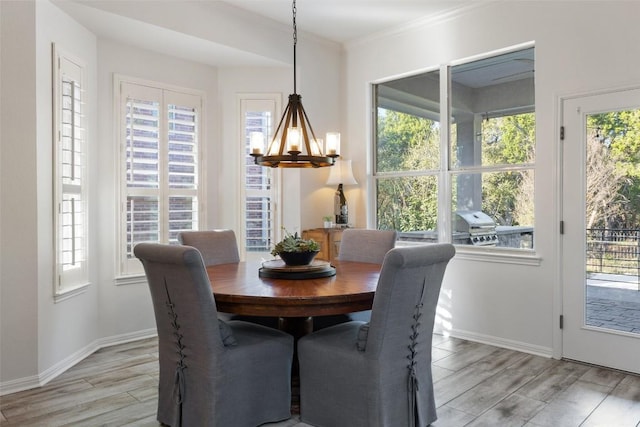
[322,215,333,228]
[271,229,320,266]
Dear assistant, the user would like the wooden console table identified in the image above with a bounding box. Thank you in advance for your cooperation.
[302,227,344,263]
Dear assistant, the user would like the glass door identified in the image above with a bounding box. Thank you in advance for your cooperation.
[561,88,640,373]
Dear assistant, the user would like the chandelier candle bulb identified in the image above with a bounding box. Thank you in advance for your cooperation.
[250,132,264,155]
[287,127,301,153]
[326,132,340,156]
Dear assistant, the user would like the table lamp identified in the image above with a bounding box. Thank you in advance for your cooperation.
[326,159,358,226]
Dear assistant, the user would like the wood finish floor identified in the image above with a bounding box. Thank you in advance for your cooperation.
[1,335,639,426]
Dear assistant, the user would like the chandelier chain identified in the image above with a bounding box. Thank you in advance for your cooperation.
[292,0,297,93]
[292,0,297,46]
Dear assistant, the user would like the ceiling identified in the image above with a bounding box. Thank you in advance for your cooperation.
[221,0,479,44]
[54,0,487,66]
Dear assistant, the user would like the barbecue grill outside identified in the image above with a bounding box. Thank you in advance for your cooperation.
[454,210,498,246]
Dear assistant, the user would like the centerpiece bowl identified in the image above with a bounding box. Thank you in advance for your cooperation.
[271,230,320,266]
[278,250,319,266]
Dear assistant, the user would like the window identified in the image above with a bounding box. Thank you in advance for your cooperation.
[117,78,203,275]
[374,46,535,250]
[53,44,89,296]
[239,96,281,254]
[375,70,441,236]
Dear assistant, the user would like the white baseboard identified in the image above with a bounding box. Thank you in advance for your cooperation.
[0,329,157,396]
[93,328,157,350]
[0,374,42,398]
[445,328,554,359]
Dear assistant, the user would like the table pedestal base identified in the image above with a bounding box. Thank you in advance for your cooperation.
[278,316,313,338]
[277,316,313,414]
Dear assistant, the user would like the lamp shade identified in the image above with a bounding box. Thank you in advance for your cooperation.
[326,159,357,186]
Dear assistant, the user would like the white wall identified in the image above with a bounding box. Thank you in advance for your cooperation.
[1,0,39,385]
[95,39,220,339]
[0,0,101,390]
[35,0,100,380]
[343,0,640,355]
[294,39,345,230]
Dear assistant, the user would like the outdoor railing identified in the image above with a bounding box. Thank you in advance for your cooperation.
[586,228,639,290]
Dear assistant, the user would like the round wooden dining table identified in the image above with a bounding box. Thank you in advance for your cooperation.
[206,259,381,336]
[207,258,381,413]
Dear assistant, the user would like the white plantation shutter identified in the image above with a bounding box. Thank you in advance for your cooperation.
[240,96,281,253]
[167,101,199,245]
[126,97,160,189]
[119,80,202,275]
[168,104,198,189]
[53,45,88,295]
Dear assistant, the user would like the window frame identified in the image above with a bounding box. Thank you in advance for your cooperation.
[372,44,539,261]
[115,75,205,277]
[52,43,90,298]
[238,94,282,256]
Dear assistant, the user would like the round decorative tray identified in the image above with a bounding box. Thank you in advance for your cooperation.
[259,259,336,279]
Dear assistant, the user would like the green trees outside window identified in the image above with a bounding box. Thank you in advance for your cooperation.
[376,110,439,232]
[587,109,640,230]
[374,46,536,248]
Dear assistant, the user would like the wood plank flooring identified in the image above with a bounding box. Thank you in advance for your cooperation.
[1,335,639,426]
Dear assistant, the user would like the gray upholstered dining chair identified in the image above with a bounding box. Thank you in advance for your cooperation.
[134,243,294,427]
[314,228,397,329]
[298,244,455,427]
[177,229,240,266]
[337,228,397,264]
[179,229,279,328]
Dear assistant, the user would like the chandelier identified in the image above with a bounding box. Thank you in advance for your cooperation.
[250,0,340,168]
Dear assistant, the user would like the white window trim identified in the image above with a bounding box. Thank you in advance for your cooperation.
[114,74,205,278]
[52,43,90,299]
[371,44,540,265]
[238,94,283,256]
